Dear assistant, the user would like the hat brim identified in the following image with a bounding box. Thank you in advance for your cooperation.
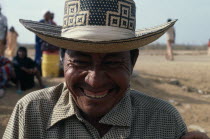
[20,19,177,53]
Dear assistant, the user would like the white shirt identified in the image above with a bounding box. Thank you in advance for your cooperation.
[0,14,8,40]
[166,26,175,41]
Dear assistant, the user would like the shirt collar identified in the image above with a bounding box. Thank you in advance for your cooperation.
[47,84,132,129]
[47,83,76,129]
[99,91,132,127]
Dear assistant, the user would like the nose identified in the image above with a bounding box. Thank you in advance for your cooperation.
[85,66,109,89]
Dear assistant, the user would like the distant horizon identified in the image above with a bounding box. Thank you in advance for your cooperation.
[1,0,210,45]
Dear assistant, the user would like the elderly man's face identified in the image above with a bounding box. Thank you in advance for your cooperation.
[64,50,138,118]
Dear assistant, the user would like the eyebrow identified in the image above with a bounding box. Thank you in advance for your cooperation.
[68,51,91,58]
[104,53,125,59]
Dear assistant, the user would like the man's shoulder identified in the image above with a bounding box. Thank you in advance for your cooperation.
[130,90,178,115]
[17,83,64,107]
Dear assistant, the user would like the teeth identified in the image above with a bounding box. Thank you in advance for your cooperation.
[83,90,108,99]
[85,93,108,99]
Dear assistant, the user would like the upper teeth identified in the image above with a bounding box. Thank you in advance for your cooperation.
[83,90,108,99]
[85,93,108,99]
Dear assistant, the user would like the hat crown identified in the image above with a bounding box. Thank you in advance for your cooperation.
[63,0,136,31]
[19,0,176,53]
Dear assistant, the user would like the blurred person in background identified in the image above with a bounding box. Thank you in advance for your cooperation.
[41,39,60,77]
[41,12,60,77]
[50,12,65,77]
[0,4,8,56]
[50,12,56,25]
[208,39,210,56]
[12,47,45,94]
[0,56,13,98]
[35,11,51,74]
[5,26,19,59]
[165,18,176,61]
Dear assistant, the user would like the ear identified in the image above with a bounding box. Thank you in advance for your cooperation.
[63,51,71,75]
[130,49,139,69]
[60,48,67,63]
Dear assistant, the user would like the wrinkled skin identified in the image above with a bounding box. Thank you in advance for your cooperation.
[64,50,139,119]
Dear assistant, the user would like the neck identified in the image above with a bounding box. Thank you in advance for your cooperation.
[79,110,112,137]
[79,109,102,124]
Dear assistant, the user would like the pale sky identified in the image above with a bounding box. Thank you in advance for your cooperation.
[1,0,210,45]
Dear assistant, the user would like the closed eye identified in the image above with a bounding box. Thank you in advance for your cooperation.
[73,60,89,64]
[103,61,123,69]
[70,60,91,66]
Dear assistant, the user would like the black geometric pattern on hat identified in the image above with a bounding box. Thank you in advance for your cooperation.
[63,0,136,31]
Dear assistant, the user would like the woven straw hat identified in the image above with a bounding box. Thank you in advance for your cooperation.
[20,0,177,53]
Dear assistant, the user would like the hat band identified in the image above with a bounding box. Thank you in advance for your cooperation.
[61,26,135,41]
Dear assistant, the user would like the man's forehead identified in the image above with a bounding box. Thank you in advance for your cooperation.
[66,50,130,58]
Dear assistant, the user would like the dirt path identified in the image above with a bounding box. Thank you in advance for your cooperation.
[133,52,210,136]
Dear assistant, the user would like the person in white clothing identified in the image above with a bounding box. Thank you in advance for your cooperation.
[208,39,210,56]
[165,18,176,61]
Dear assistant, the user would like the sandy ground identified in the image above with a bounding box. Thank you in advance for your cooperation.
[0,50,210,137]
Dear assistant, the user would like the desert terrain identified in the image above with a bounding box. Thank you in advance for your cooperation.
[0,48,210,137]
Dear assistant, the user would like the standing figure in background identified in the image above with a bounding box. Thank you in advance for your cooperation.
[41,12,60,77]
[0,4,8,56]
[165,18,176,61]
[13,47,45,93]
[35,11,51,74]
[50,12,65,77]
[208,39,210,56]
[0,56,13,98]
[5,26,19,59]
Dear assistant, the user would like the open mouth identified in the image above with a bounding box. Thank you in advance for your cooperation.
[79,88,115,99]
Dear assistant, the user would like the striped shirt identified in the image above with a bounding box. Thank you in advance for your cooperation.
[3,83,187,139]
